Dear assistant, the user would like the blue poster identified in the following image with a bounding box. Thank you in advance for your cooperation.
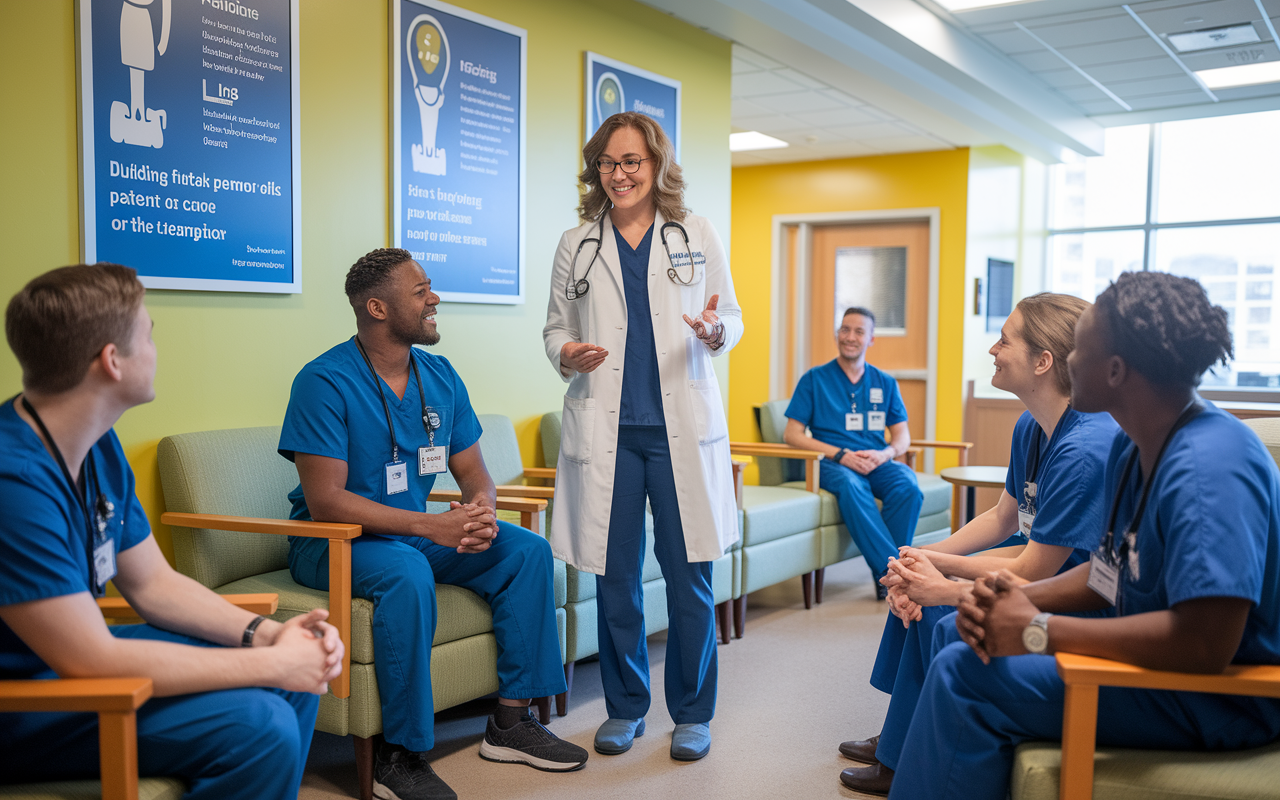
[393,0,526,305]
[584,53,681,159]
[78,0,301,293]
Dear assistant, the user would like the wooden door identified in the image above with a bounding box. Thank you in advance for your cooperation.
[807,220,931,436]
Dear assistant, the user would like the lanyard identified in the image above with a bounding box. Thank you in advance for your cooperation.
[20,396,111,597]
[354,337,438,462]
[1102,400,1204,562]
[1023,406,1071,508]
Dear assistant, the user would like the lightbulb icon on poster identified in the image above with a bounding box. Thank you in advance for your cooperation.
[408,14,450,176]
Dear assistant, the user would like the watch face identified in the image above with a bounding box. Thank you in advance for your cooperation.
[1022,624,1048,654]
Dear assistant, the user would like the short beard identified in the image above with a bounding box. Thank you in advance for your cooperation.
[390,315,440,347]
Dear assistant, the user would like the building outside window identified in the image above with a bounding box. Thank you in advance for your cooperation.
[1047,110,1280,393]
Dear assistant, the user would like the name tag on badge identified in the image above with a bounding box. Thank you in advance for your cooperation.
[1087,551,1120,605]
[846,412,864,431]
[869,388,884,404]
[418,446,448,475]
[93,538,117,588]
[1018,509,1035,537]
[868,411,887,431]
[386,461,409,495]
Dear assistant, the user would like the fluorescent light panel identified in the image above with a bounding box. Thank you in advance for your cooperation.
[1168,24,1261,53]
[1196,61,1280,88]
[933,0,1036,10]
[730,131,789,152]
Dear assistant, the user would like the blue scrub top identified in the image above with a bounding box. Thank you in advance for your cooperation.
[279,339,483,527]
[1103,402,1280,664]
[0,399,151,680]
[615,224,665,426]
[785,360,908,452]
[1004,407,1119,570]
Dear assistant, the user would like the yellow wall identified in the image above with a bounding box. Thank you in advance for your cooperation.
[0,0,731,562]
[729,150,970,470]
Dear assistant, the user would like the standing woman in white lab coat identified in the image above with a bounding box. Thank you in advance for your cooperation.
[543,112,743,762]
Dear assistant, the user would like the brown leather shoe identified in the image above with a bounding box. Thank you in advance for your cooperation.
[838,734,880,763]
[840,762,894,795]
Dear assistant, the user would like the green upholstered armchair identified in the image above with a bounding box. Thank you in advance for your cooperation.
[754,399,970,603]
[0,595,276,800]
[157,426,547,800]
[1008,416,1280,800]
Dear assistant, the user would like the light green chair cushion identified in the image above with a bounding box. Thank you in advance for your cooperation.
[477,414,526,486]
[780,472,949,525]
[740,529,822,595]
[0,780,185,800]
[740,485,822,546]
[1012,739,1280,800]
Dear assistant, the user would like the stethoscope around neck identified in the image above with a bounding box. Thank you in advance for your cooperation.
[565,215,697,301]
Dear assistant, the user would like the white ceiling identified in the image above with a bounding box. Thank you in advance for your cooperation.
[645,0,1280,165]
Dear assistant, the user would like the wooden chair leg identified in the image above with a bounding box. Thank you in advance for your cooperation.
[733,595,746,639]
[532,696,551,724]
[557,662,574,717]
[353,734,375,800]
[715,600,732,645]
[802,572,814,609]
[815,567,826,604]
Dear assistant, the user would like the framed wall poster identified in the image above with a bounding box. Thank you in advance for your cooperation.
[392,0,527,304]
[584,52,680,159]
[77,0,302,293]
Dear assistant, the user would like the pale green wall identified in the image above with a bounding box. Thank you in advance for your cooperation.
[0,0,732,561]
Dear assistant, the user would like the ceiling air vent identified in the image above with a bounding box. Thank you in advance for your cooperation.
[1168,24,1262,53]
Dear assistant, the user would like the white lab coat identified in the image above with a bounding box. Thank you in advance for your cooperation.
[543,211,743,575]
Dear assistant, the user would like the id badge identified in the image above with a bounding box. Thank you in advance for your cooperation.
[846,413,864,431]
[93,538,117,588]
[1125,531,1141,581]
[386,460,409,495]
[1087,551,1120,605]
[1017,509,1035,537]
[868,411,887,431]
[869,387,884,404]
[418,446,448,475]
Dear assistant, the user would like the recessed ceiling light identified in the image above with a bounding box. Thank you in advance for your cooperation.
[1168,24,1260,52]
[730,131,789,152]
[932,0,1035,10]
[1196,61,1280,88]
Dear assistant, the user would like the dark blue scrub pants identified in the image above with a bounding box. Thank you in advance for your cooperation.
[0,625,319,800]
[597,425,718,724]
[868,604,955,770]
[820,459,923,579]
[890,636,1280,800]
[288,521,566,753]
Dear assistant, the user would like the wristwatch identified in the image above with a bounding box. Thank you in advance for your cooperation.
[1022,612,1053,654]
[832,448,847,464]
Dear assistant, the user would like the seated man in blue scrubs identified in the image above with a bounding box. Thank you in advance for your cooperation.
[783,307,923,596]
[281,248,586,800]
[0,264,342,800]
[839,293,1117,796]
[889,271,1280,800]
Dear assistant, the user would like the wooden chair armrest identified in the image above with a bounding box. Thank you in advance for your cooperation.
[160,512,361,540]
[493,485,556,500]
[427,491,549,535]
[0,677,153,800]
[729,442,824,494]
[0,677,153,712]
[1054,653,1280,800]
[523,467,557,482]
[97,593,279,622]
[910,440,974,450]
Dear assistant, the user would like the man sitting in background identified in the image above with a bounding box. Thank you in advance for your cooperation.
[783,306,923,597]
[0,263,341,799]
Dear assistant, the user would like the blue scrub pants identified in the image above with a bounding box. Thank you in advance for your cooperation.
[597,425,718,724]
[289,521,566,752]
[867,604,955,770]
[0,625,319,800]
[821,459,922,578]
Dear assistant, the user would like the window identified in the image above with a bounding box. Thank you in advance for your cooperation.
[1047,111,1280,394]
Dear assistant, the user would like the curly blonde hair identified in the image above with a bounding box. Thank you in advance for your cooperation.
[577,112,688,224]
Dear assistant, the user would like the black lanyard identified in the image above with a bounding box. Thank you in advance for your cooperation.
[1102,400,1204,562]
[353,337,438,463]
[20,396,111,597]
[1023,406,1072,510]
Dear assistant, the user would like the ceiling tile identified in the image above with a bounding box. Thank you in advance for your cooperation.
[1088,57,1188,83]
[775,68,829,89]
[791,106,888,126]
[857,135,954,154]
[732,48,786,71]
[731,97,773,117]
[833,121,921,140]
[731,70,804,97]
[733,112,805,134]
[732,56,765,75]
[818,88,869,107]
[749,90,848,114]
[1016,13,1142,50]
[1052,37,1168,67]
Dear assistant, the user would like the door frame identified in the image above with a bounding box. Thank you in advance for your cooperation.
[770,208,942,450]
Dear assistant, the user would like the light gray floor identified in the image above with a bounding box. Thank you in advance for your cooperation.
[300,557,895,800]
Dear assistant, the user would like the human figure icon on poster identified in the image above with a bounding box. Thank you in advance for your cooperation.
[110,0,170,149]
[408,14,449,176]
[594,72,624,128]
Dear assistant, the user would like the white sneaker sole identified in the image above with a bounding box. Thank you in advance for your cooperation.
[478,741,587,772]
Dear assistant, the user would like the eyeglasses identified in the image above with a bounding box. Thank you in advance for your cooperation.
[595,157,649,174]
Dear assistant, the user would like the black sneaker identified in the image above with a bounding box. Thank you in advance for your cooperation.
[374,745,456,800]
[479,713,589,772]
